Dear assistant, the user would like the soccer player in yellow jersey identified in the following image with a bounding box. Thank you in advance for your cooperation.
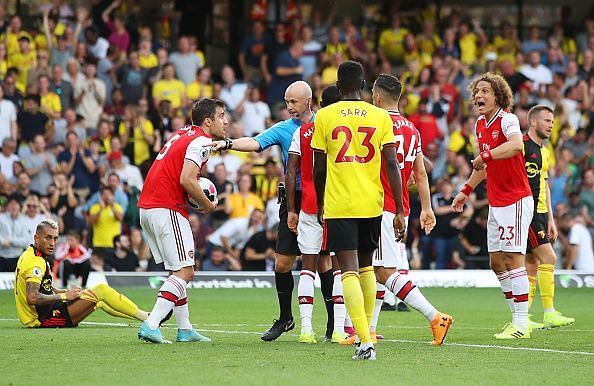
[14,219,148,328]
[523,105,574,330]
[312,61,406,360]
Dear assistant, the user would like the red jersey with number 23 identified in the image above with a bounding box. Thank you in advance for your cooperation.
[475,108,531,207]
[380,110,421,216]
[288,122,316,214]
[138,125,212,218]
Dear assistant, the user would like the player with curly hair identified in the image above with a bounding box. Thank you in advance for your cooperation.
[452,73,534,339]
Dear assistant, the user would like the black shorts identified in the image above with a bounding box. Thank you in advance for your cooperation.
[276,190,301,256]
[38,301,75,328]
[527,212,550,252]
[323,216,382,253]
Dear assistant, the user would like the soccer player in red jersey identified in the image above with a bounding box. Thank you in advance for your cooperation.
[452,73,534,339]
[137,99,228,343]
[286,86,344,343]
[369,74,453,346]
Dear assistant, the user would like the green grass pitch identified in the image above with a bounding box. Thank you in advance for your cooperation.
[1,287,593,385]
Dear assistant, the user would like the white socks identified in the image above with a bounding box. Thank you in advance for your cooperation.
[495,271,515,314]
[385,271,438,322]
[146,275,187,330]
[332,270,346,334]
[369,282,385,332]
[509,267,529,331]
[298,270,315,333]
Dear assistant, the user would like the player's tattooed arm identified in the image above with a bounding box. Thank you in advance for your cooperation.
[25,282,81,305]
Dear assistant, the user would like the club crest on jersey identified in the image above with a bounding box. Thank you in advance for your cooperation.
[492,130,499,140]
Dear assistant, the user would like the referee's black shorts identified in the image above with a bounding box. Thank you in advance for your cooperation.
[527,212,550,252]
[276,190,301,256]
[322,216,382,253]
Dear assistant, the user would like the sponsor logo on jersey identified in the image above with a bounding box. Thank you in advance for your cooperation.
[525,162,540,178]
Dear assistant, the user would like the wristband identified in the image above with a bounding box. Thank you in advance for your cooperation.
[479,150,493,163]
[461,183,474,196]
[59,293,67,301]
[223,138,233,151]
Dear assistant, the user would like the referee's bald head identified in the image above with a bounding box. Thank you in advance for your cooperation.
[285,81,312,99]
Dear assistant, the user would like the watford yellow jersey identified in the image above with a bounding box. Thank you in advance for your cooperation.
[311,100,395,219]
[14,246,54,327]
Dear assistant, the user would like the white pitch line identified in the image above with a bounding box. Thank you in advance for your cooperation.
[1,318,593,356]
[383,338,594,356]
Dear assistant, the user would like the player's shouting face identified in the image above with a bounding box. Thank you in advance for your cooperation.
[473,80,497,115]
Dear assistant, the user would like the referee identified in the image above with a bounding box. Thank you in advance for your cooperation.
[209,80,313,341]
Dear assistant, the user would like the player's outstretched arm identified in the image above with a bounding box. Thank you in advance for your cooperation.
[413,152,436,234]
[313,150,327,225]
[207,137,261,153]
[286,153,300,234]
[452,168,486,212]
[180,160,216,213]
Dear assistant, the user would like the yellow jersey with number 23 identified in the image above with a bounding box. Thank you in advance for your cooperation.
[311,100,395,219]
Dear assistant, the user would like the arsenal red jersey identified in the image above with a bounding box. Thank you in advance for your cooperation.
[138,125,212,218]
[380,110,421,216]
[289,122,315,214]
[475,108,531,207]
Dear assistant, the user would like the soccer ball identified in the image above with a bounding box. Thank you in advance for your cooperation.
[187,177,218,210]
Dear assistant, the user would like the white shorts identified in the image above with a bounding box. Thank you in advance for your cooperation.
[297,211,323,254]
[373,212,409,268]
[487,196,534,254]
[140,208,195,271]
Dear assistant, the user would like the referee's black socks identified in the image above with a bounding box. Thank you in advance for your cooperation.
[319,269,335,336]
[275,271,294,321]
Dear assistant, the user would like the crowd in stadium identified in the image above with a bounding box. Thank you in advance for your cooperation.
[0,0,593,279]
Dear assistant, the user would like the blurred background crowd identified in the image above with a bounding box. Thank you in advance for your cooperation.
[0,0,593,284]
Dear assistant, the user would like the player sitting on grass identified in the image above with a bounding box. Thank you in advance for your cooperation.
[14,219,148,328]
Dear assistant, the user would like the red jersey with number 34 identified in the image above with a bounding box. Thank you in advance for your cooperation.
[138,125,212,218]
[380,110,421,216]
[475,108,531,207]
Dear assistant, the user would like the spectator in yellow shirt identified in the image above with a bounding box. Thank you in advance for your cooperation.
[88,186,123,252]
[152,63,185,110]
[38,74,61,119]
[378,13,409,67]
[186,66,213,107]
[118,104,155,166]
[8,36,37,90]
[225,173,264,219]
[138,39,158,69]
[416,20,442,59]
[323,26,348,65]
[458,20,478,66]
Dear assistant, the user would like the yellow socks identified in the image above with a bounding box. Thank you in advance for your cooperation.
[82,284,147,321]
[342,271,372,344]
[359,266,376,326]
[528,275,537,309]
[95,301,136,320]
[538,264,555,311]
